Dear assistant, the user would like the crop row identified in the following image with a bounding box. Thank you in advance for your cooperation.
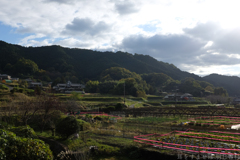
[134,132,240,156]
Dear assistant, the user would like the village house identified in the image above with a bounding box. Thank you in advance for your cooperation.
[53,81,85,93]
[0,74,11,80]
[28,82,43,89]
[164,93,194,101]
[180,93,194,101]
[11,78,19,81]
[25,78,33,83]
[164,93,182,101]
[2,79,12,83]
[232,97,240,106]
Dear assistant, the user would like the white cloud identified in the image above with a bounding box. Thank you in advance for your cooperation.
[1,0,240,76]
[63,18,112,37]
[114,0,140,15]
[19,34,47,46]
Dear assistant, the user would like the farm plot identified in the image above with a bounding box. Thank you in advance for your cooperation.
[187,116,240,129]
[66,112,123,120]
[134,130,240,158]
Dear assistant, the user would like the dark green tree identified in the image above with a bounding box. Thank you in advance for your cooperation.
[14,58,39,75]
[113,78,143,97]
[56,116,80,138]
[85,80,99,93]
[214,87,228,97]
[100,67,142,82]
[179,78,203,96]
[35,85,41,95]
[98,81,118,94]
[51,77,62,87]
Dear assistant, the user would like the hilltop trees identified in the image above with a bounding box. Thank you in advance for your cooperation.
[100,67,142,82]
[98,81,118,94]
[214,87,228,97]
[84,67,230,97]
[179,78,203,96]
[14,58,39,75]
[141,73,174,88]
[85,67,148,97]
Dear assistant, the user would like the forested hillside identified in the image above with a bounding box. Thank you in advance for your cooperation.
[203,74,240,96]
[0,40,200,81]
[0,40,235,96]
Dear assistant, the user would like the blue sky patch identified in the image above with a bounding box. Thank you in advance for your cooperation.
[138,24,158,32]
[0,23,31,44]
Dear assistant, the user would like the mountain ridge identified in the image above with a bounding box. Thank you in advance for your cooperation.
[0,40,239,96]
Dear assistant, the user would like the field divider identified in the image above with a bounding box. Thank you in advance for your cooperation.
[178,134,240,143]
[134,139,240,155]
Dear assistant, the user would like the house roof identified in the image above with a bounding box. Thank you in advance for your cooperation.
[182,93,193,97]
[30,82,42,85]
[70,84,81,86]
[233,98,240,102]
[4,80,12,83]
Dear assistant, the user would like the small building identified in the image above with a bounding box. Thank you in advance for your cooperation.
[232,97,240,105]
[53,81,85,93]
[180,93,193,101]
[164,94,182,101]
[11,78,19,81]
[0,74,11,80]
[25,78,33,84]
[164,93,194,101]
[2,79,12,83]
[28,82,42,89]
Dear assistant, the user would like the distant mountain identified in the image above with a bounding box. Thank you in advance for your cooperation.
[203,74,240,96]
[1,40,238,96]
[0,40,200,81]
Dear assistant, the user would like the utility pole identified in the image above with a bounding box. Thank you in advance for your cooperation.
[124,81,125,105]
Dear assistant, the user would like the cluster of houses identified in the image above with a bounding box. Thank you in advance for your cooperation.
[0,74,42,89]
[52,81,85,93]
[0,73,85,93]
[0,74,19,82]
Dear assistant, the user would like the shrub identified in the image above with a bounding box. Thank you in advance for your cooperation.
[94,116,102,121]
[25,89,35,96]
[115,103,123,111]
[0,129,53,160]
[9,125,37,139]
[85,114,93,119]
[56,116,90,138]
[0,85,8,91]
[94,144,120,155]
[101,106,115,113]
[76,119,91,131]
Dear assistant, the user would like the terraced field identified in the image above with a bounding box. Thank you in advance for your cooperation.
[134,130,240,159]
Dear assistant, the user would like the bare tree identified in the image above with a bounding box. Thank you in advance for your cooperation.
[19,97,40,126]
[35,95,64,133]
[65,100,83,115]
[0,100,18,125]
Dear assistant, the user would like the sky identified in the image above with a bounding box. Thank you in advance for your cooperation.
[1,0,240,77]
